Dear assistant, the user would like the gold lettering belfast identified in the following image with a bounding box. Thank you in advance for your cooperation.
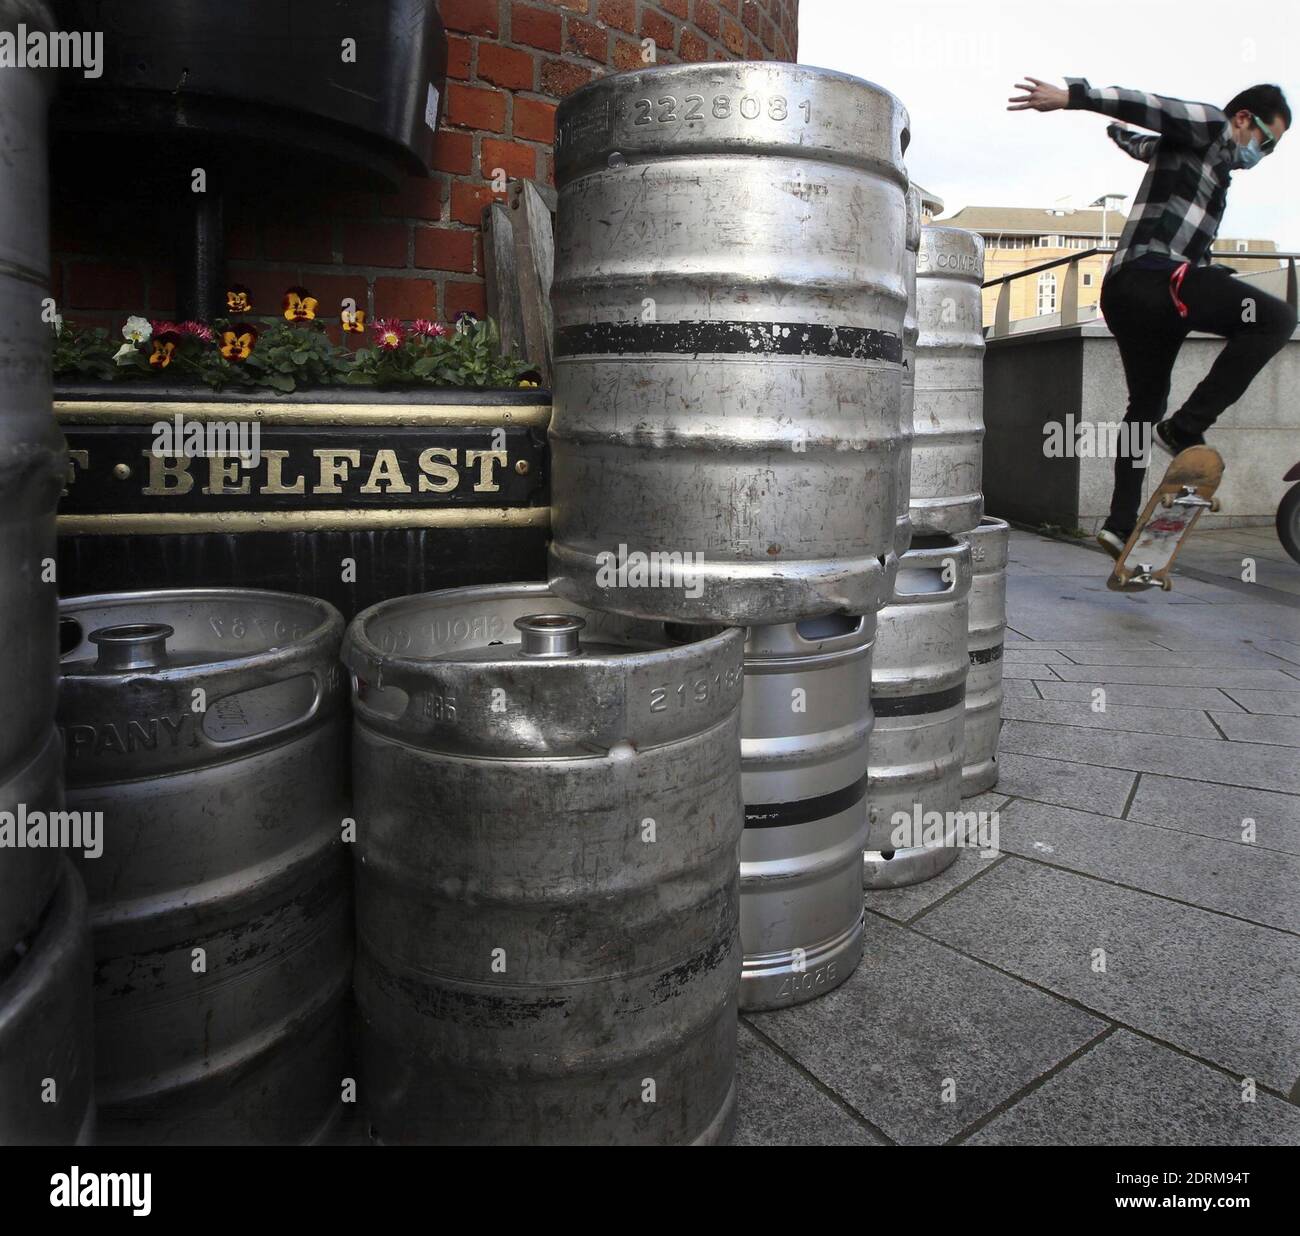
[127,446,522,498]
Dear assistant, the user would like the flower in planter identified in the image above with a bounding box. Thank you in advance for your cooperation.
[149,330,180,369]
[283,287,319,321]
[373,318,405,350]
[341,307,367,333]
[179,320,215,343]
[220,325,259,361]
[454,310,479,334]
[122,315,152,344]
[226,285,253,314]
[411,318,448,338]
[151,319,181,337]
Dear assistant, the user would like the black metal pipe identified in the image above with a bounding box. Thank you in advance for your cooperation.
[176,188,224,322]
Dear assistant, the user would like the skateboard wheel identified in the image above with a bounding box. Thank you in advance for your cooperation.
[1160,579,1172,591]
[1210,498,1221,513]
[1160,495,1174,509]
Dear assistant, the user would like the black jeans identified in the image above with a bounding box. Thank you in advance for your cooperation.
[1098,262,1297,535]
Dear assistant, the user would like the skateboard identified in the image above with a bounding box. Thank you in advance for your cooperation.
[1107,445,1223,592]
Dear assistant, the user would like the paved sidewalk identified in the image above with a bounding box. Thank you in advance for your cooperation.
[740,526,1300,1146]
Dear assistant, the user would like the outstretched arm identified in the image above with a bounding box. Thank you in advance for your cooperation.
[1107,123,1159,163]
[1008,76,1228,149]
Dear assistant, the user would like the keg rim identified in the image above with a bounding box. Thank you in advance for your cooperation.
[345,581,743,673]
[557,59,905,111]
[58,587,343,679]
[0,858,85,1034]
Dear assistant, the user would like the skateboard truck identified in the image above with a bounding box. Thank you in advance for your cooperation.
[1161,485,1220,513]
[1122,565,1171,591]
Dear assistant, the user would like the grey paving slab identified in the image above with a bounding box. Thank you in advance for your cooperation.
[1221,687,1300,716]
[1034,680,1245,711]
[747,916,1105,1145]
[1003,648,1073,664]
[1001,677,1041,700]
[916,859,1300,1091]
[733,1022,883,1147]
[1056,646,1287,668]
[1127,773,1300,856]
[1002,697,1220,739]
[1255,639,1300,667]
[999,719,1300,794]
[862,799,1009,924]
[1006,593,1300,642]
[967,1030,1300,1146]
[996,751,1136,817]
[995,799,1300,933]
[1043,663,1300,688]
[1005,640,1169,650]
[1002,662,1063,680]
[1210,712,1300,747]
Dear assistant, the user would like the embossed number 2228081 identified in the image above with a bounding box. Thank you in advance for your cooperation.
[632,95,811,124]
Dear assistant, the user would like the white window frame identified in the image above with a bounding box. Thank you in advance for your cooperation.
[1037,271,1058,314]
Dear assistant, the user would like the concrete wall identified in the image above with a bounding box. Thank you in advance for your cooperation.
[985,321,1300,531]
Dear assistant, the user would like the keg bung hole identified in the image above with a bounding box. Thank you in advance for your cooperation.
[880,850,896,861]
[607,151,627,170]
[89,623,174,672]
[515,613,585,658]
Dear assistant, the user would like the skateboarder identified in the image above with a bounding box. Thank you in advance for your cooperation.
[1009,77,1297,557]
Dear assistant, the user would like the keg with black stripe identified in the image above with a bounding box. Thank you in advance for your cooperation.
[960,517,1009,795]
[0,0,66,957]
[895,182,922,558]
[344,584,744,1144]
[0,861,95,1146]
[549,63,909,625]
[910,225,985,536]
[58,590,352,1145]
[740,615,872,1011]
[864,536,970,888]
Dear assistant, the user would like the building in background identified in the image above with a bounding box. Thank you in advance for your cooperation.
[941,204,1282,328]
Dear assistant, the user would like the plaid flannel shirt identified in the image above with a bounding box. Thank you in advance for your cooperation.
[1066,77,1235,276]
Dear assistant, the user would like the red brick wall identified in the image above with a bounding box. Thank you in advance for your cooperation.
[52,0,798,341]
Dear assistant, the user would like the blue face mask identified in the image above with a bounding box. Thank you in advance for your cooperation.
[1235,137,1264,168]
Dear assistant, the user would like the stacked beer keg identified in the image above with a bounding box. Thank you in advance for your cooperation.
[0,0,95,1148]
[342,62,912,1144]
[863,185,1009,890]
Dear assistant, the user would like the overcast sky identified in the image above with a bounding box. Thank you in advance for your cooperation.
[798,0,1299,248]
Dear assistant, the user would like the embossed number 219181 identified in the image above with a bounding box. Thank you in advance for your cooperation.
[632,95,811,125]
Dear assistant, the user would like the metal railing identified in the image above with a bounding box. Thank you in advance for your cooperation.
[982,248,1300,338]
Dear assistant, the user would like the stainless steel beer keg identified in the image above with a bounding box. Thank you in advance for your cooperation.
[344,583,745,1145]
[865,536,970,888]
[58,589,352,1145]
[0,0,66,946]
[960,517,1009,796]
[0,732,62,959]
[549,62,909,625]
[896,181,922,557]
[740,615,872,1011]
[910,225,985,535]
[0,861,95,1146]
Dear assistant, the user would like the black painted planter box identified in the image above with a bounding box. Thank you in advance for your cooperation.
[55,385,552,618]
